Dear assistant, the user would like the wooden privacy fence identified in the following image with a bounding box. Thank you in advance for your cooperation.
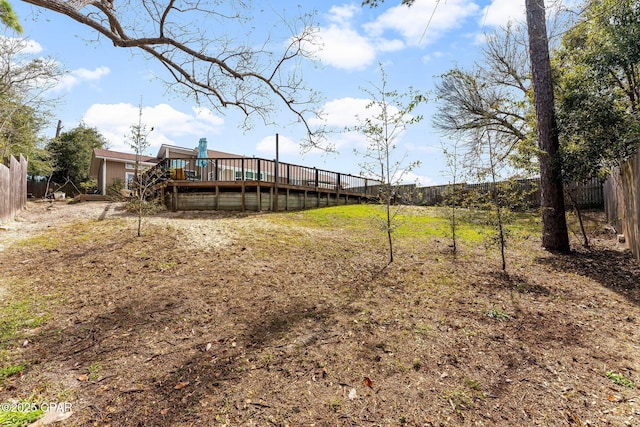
[604,151,640,261]
[0,154,28,226]
[397,177,603,210]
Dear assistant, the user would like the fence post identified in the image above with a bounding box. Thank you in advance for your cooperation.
[1,155,28,226]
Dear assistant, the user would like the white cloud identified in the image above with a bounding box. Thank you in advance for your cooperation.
[310,0,481,70]
[192,106,225,127]
[55,66,110,92]
[374,38,405,53]
[309,96,415,154]
[82,103,225,154]
[320,26,376,70]
[480,0,525,28]
[400,170,437,186]
[314,5,376,70]
[327,4,359,25]
[365,0,481,46]
[0,36,43,55]
[311,97,371,128]
[20,39,43,55]
[480,0,575,29]
[319,96,406,128]
[255,134,300,156]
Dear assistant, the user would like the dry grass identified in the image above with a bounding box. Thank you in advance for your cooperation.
[0,201,639,426]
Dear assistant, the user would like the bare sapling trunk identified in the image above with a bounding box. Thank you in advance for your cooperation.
[488,140,507,271]
[566,188,589,248]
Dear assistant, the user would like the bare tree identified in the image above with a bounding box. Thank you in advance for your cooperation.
[352,63,424,264]
[441,138,465,254]
[433,24,534,171]
[0,32,64,174]
[20,0,324,145]
[472,130,510,271]
[525,0,569,252]
[126,100,160,237]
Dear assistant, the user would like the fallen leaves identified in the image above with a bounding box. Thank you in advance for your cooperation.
[174,381,190,390]
[364,376,373,388]
[4,204,640,427]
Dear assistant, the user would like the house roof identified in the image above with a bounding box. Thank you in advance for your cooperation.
[90,144,249,178]
[156,143,244,160]
[93,148,159,163]
[205,148,245,159]
[156,144,195,159]
[90,148,159,176]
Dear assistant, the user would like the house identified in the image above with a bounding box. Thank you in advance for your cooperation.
[90,142,379,211]
[90,149,160,196]
[90,144,242,195]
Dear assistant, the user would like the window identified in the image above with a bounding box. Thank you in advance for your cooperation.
[125,172,136,190]
[170,159,188,169]
[234,170,265,181]
[126,162,151,172]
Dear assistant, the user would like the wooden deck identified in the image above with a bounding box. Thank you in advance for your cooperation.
[142,157,380,212]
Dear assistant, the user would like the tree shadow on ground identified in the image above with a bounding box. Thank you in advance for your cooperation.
[29,288,336,426]
[536,248,640,306]
[476,270,552,297]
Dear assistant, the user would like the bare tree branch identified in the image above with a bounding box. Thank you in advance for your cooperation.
[20,0,324,146]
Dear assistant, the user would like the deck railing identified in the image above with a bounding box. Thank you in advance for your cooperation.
[141,157,381,197]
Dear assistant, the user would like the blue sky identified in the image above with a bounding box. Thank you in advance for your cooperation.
[11,0,555,185]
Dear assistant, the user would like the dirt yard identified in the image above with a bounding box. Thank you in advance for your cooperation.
[0,201,639,426]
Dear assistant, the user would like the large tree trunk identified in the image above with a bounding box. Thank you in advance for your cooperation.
[525,0,570,252]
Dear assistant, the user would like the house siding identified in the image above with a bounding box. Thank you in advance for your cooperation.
[104,162,128,191]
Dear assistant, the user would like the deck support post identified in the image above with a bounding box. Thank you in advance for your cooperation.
[241,182,245,212]
[257,184,261,212]
[172,185,178,211]
[286,188,290,211]
[269,186,273,211]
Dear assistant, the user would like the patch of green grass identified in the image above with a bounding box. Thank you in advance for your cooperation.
[413,323,433,336]
[88,362,102,381]
[606,371,636,388]
[155,261,177,271]
[278,205,540,245]
[0,364,25,384]
[485,306,510,321]
[16,233,60,250]
[464,378,484,398]
[441,379,485,416]
[441,388,474,415]
[0,299,50,349]
[0,400,44,427]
